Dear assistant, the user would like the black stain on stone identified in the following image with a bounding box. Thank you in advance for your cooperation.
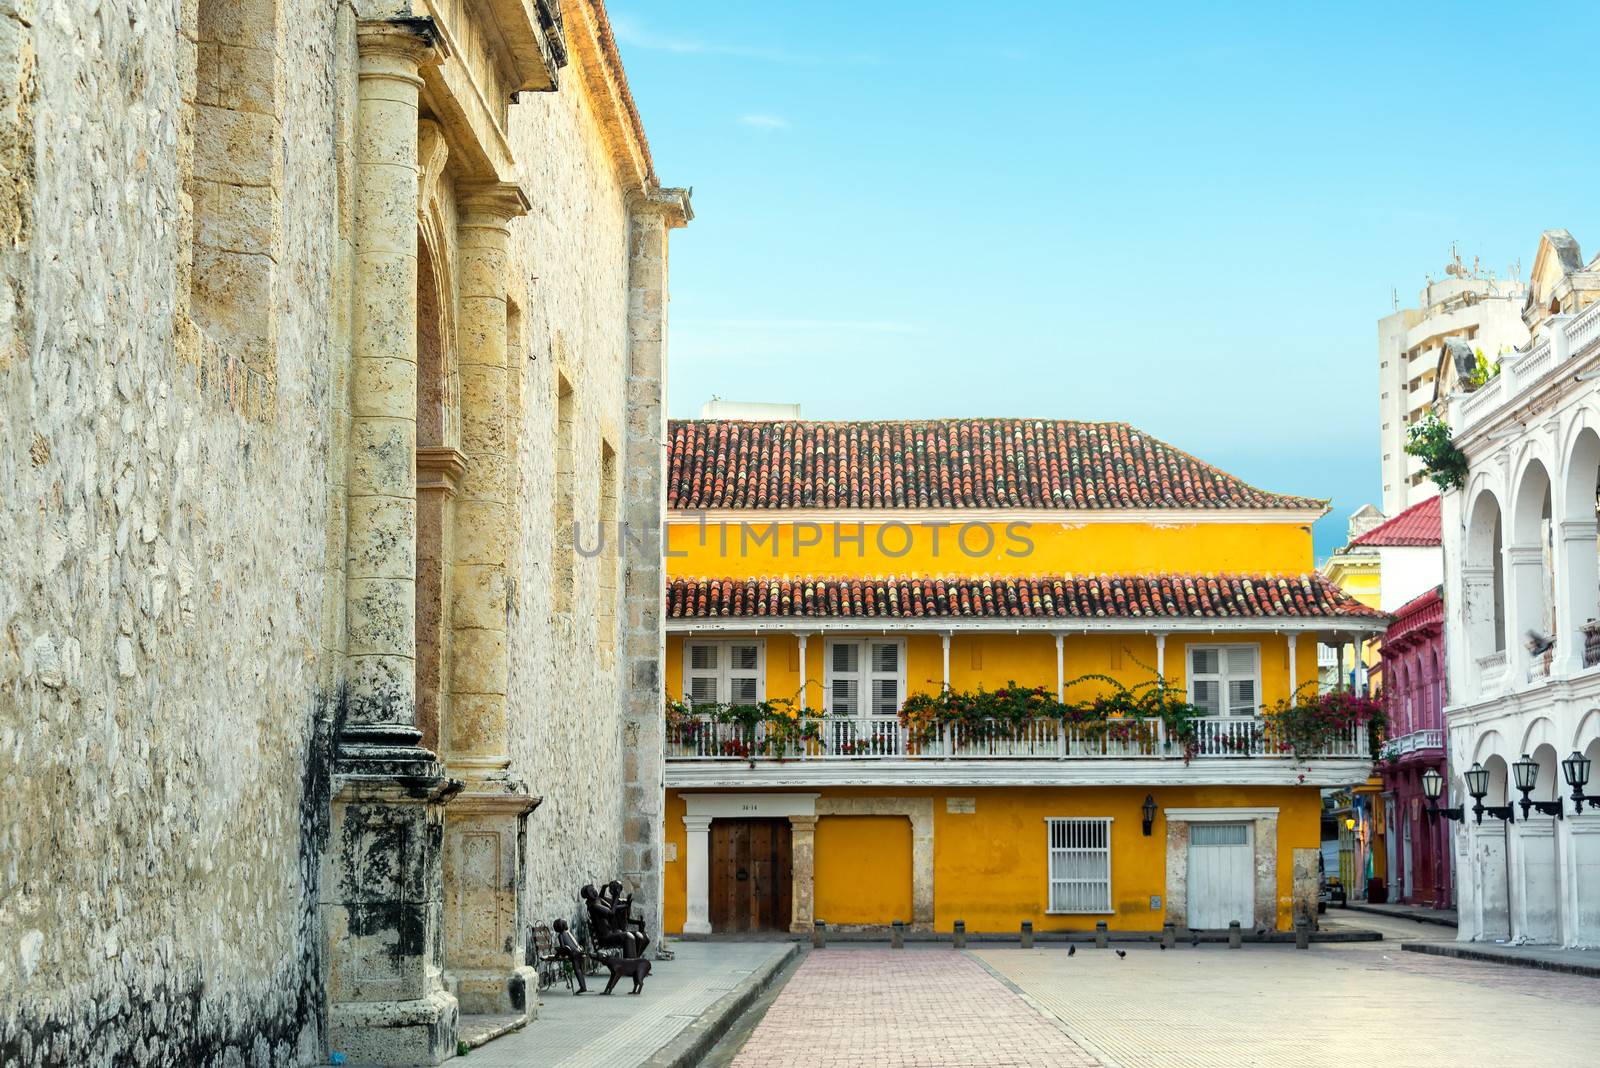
[0,689,338,1066]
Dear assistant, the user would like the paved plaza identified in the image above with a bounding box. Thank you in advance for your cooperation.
[719,919,1600,1068]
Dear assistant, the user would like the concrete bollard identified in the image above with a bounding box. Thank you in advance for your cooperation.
[953,920,966,949]
[813,920,826,949]
[1228,921,1242,949]
[1020,921,1034,949]
[1094,921,1108,949]
[891,920,905,949]
[1295,916,1310,950]
[1161,923,1175,950]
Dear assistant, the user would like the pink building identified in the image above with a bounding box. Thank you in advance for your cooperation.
[1379,586,1453,908]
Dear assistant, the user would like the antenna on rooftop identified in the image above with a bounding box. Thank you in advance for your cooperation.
[1391,287,1399,311]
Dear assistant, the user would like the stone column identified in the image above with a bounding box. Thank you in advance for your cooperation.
[1554,519,1598,676]
[441,181,540,1016]
[618,189,691,944]
[1504,544,1545,680]
[788,814,817,932]
[326,19,459,1067]
[683,815,712,934]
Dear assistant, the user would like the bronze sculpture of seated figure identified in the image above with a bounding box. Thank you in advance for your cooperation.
[600,879,651,958]
[582,882,641,958]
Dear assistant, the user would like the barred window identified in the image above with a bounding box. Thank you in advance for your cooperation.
[1046,817,1112,914]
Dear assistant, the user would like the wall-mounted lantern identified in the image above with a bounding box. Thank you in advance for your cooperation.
[1141,794,1157,837]
[1562,751,1600,813]
[1464,761,1515,825]
[1421,767,1464,824]
[1512,753,1564,820]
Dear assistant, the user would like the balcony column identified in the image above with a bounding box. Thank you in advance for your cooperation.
[442,181,537,1017]
[1555,519,1598,676]
[942,632,952,690]
[1055,633,1065,701]
[1155,632,1167,688]
[797,632,810,707]
[683,815,713,934]
[1287,633,1298,695]
[788,814,817,933]
[327,19,458,1067]
[1335,634,1347,691]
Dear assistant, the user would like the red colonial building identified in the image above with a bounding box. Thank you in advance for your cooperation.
[1378,585,1453,909]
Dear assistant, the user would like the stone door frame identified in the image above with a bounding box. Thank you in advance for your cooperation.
[1164,806,1279,931]
[681,793,936,934]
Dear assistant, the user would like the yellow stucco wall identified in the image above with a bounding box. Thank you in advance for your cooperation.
[667,518,1316,578]
[813,816,914,925]
[664,786,1322,934]
[667,630,1321,709]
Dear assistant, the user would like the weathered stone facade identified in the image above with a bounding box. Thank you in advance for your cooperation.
[0,0,686,1062]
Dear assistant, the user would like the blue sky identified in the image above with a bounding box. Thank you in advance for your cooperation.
[612,1,1600,559]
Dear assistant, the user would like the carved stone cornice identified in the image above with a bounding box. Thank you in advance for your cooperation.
[357,16,451,69]
[457,180,533,225]
[629,186,693,229]
[417,446,469,496]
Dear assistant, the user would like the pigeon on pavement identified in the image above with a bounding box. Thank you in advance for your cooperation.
[1067,944,1075,957]
[1115,950,1127,959]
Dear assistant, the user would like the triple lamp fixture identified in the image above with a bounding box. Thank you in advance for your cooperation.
[1422,751,1600,825]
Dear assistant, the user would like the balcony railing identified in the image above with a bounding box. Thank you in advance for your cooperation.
[1379,729,1445,760]
[665,714,1366,762]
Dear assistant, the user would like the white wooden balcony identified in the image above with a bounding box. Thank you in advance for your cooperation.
[664,713,1371,789]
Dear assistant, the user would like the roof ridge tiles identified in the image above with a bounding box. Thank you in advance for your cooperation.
[666,418,1325,512]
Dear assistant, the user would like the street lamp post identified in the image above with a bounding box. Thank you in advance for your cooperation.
[1511,753,1564,820]
[1420,767,1465,823]
[1562,751,1600,813]
[1464,762,1515,825]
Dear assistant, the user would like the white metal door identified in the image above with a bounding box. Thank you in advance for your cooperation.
[1187,823,1253,928]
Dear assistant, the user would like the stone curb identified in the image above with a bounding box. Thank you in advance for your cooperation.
[639,943,803,1068]
[1340,902,1458,929]
[1401,941,1600,978]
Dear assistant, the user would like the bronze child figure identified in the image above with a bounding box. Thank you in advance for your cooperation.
[551,918,588,994]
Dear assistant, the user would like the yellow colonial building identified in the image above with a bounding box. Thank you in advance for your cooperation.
[659,417,1386,937]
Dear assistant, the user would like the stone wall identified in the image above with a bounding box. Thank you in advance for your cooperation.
[0,0,342,1061]
[502,71,634,930]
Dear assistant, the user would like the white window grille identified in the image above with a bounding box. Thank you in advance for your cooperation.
[824,639,904,716]
[1046,817,1112,914]
[682,640,764,706]
[1188,645,1260,716]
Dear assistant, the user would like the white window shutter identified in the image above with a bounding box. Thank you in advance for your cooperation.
[690,643,718,671]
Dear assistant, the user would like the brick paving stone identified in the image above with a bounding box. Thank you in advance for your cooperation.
[975,941,1600,1068]
[732,948,1103,1068]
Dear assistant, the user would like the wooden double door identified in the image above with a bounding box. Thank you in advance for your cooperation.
[710,819,793,932]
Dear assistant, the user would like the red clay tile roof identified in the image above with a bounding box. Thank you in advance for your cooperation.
[667,573,1384,621]
[666,419,1324,511]
[1350,496,1442,547]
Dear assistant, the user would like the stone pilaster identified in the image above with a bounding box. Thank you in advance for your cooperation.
[327,19,459,1065]
[617,188,691,945]
[441,181,539,1015]
[788,815,817,933]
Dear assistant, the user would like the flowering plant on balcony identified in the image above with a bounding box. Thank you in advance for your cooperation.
[897,672,1205,759]
[665,698,825,761]
[1261,687,1387,762]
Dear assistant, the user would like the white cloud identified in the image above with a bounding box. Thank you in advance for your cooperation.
[610,13,877,66]
[739,114,788,130]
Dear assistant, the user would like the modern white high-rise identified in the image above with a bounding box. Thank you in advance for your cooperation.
[1379,267,1528,516]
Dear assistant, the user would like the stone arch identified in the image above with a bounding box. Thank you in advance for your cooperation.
[1575,708,1600,753]
[1560,426,1600,660]
[1509,459,1556,670]
[1465,488,1507,660]
[1528,743,1561,804]
[183,0,283,416]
